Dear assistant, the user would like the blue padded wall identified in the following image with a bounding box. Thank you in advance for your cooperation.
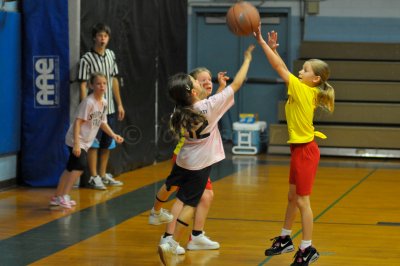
[0,11,21,155]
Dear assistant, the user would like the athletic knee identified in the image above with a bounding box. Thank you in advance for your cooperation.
[296,196,310,210]
[201,189,214,203]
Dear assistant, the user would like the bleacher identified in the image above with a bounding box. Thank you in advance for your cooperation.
[268,41,400,158]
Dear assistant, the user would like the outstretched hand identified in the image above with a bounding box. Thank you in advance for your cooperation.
[217,71,229,88]
[267,30,279,50]
[244,44,256,61]
[253,23,264,43]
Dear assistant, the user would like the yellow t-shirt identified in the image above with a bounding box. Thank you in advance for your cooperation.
[285,74,327,143]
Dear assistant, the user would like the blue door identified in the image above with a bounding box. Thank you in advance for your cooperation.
[190,7,289,141]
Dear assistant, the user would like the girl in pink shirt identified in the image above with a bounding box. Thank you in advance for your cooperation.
[50,72,124,209]
[158,45,254,265]
[152,67,229,254]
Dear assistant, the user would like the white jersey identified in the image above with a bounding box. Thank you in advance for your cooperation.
[65,94,108,151]
[176,86,234,170]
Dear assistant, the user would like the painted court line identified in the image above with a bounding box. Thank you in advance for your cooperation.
[0,159,237,265]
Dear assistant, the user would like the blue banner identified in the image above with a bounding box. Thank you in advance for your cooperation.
[21,0,70,186]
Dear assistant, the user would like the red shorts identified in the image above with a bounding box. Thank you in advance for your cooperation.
[289,141,320,196]
[172,154,213,190]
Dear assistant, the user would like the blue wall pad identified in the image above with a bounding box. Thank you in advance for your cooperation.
[0,12,21,154]
[20,0,70,186]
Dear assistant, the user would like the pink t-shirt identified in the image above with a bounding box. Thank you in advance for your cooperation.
[65,94,108,151]
[176,86,234,170]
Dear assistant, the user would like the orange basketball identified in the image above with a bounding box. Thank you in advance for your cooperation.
[226,1,260,36]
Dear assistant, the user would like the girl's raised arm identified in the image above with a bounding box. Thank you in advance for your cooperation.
[230,44,255,92]
[254,27,290,84]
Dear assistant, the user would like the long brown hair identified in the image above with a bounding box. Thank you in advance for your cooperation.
[168,73,207,137]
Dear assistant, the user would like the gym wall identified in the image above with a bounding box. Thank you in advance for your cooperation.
[80,0,187,176]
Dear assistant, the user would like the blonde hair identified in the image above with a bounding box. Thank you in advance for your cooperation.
[89,72,107,85]
[189,67,212,80]
[308,59,335,113]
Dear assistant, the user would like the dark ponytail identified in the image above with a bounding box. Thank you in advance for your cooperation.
[168,73,207,136]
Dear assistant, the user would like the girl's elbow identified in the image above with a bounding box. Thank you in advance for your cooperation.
[276,69,290,83]
[230,82,241,92]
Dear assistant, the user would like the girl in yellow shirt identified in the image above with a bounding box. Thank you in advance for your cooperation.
[254,29,334,266]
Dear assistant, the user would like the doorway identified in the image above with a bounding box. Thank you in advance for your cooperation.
[189,6,289,140]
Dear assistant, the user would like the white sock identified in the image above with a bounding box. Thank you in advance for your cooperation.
[300,240,312,250]
[280,228,292,237]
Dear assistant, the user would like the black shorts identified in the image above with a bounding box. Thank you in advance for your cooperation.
[95,112,116,149]
[165,163,212,207]
[66,147,88,171]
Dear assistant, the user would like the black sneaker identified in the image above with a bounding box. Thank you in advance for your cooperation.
[291,246,320,266]
[265,235,295,256]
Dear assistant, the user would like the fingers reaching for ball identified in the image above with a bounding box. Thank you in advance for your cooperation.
[253,24,263,43]
[244,44,256,61]
[267,31,279,50]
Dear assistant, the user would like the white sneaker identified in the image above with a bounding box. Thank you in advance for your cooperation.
[49,195,76,207]
[64,195,77,206]
[187,232,220,250]
[88,176,107,190]
[160,235,185,255]
[49,196,59,206]
[49,196,72,209]
[101,173,123,186]
[149,208,173,225]
[158,238,179,266]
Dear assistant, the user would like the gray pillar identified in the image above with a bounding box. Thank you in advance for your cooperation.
[68,0,81,121]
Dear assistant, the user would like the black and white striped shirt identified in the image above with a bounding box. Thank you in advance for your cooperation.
[78,48,119,114]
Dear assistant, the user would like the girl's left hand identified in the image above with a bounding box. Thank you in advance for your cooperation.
[72,145,81,157]
[244,44,255,61]
[268,31,279,50]
[114,134,124,144]
[217,71,229,87]
[253,23,263,43]
[118,105,125,121]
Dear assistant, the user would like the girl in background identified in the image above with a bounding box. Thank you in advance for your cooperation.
[50,72,124,209]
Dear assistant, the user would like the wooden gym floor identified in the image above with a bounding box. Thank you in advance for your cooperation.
[0,150,399,265]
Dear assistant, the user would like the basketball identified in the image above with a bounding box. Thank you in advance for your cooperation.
[226,1,260,36]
